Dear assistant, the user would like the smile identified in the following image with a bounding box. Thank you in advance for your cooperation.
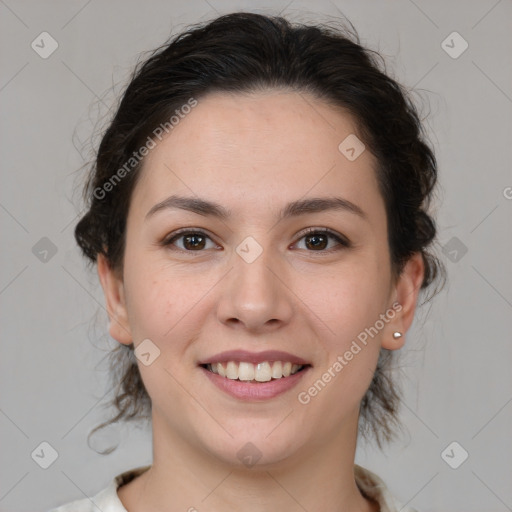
[198,350,311,400]
[204,361,305,382]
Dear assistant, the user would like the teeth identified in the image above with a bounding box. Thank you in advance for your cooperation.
[207,361,304,381]
[238,362,254,381]
[226,361,238,379]
[217,362,226,377]
[255,362,272,382]
[271,361,283,378]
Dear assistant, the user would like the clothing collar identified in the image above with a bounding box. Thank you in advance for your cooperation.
[99,464,416,512]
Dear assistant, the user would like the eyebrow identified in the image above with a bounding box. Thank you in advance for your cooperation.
[145,194,367,222]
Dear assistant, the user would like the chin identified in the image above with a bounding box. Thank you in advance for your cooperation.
[194,420,307,470]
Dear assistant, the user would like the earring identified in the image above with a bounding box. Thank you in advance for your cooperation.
[393,331,402,339]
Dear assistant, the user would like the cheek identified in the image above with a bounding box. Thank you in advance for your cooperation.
[298,257,388,395]
[122,244,189,342]
[125,274,197,343]
[302,258,388,338]
[122,266,202,405]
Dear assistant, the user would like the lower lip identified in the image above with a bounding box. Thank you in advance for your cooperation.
[200,366,309,401]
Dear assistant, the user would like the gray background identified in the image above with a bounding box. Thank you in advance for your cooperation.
[1,1,511,511]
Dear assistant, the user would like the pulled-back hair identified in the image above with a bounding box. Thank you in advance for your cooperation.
[74,11,446,451]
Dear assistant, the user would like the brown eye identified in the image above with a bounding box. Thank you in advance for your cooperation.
[181,233,207,250]
[295,229,350,252]
[304,232,328,250]
[164,230,217,251]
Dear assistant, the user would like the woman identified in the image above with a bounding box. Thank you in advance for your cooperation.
[50,11,445,512]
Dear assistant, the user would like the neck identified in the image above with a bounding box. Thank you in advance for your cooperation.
[119,411,378,512]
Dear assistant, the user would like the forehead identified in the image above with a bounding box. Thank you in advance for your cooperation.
[132,90,383,222]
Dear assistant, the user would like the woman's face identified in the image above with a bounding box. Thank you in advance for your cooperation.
[99,90,423,467]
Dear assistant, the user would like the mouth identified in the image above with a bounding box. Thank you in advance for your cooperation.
[198,350,311,400]
[200,360,308,383]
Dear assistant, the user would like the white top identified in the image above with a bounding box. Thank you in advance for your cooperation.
[48,464,417,512]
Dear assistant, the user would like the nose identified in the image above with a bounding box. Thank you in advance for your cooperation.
[215,244,294,334]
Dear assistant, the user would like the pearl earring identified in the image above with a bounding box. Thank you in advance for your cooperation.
[393,331,402,339]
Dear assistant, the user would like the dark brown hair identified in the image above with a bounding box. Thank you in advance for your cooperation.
[74,12,446,452]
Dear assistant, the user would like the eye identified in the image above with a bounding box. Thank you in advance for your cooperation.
[293,228,350,252]
[162,229,219,251]
[162,227,350,253]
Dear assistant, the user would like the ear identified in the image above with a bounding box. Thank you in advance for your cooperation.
[382,252,425,350]
[97,253,132,345]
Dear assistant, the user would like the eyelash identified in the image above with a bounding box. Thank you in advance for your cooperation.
[162,227,351,254]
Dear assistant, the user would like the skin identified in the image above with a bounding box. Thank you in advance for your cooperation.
[97,90,424,511]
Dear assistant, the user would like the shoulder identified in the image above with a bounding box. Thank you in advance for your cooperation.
[47,465,151,512]
[354,464,418,512]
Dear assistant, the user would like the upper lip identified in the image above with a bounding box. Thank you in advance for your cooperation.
[198,350,310,366]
